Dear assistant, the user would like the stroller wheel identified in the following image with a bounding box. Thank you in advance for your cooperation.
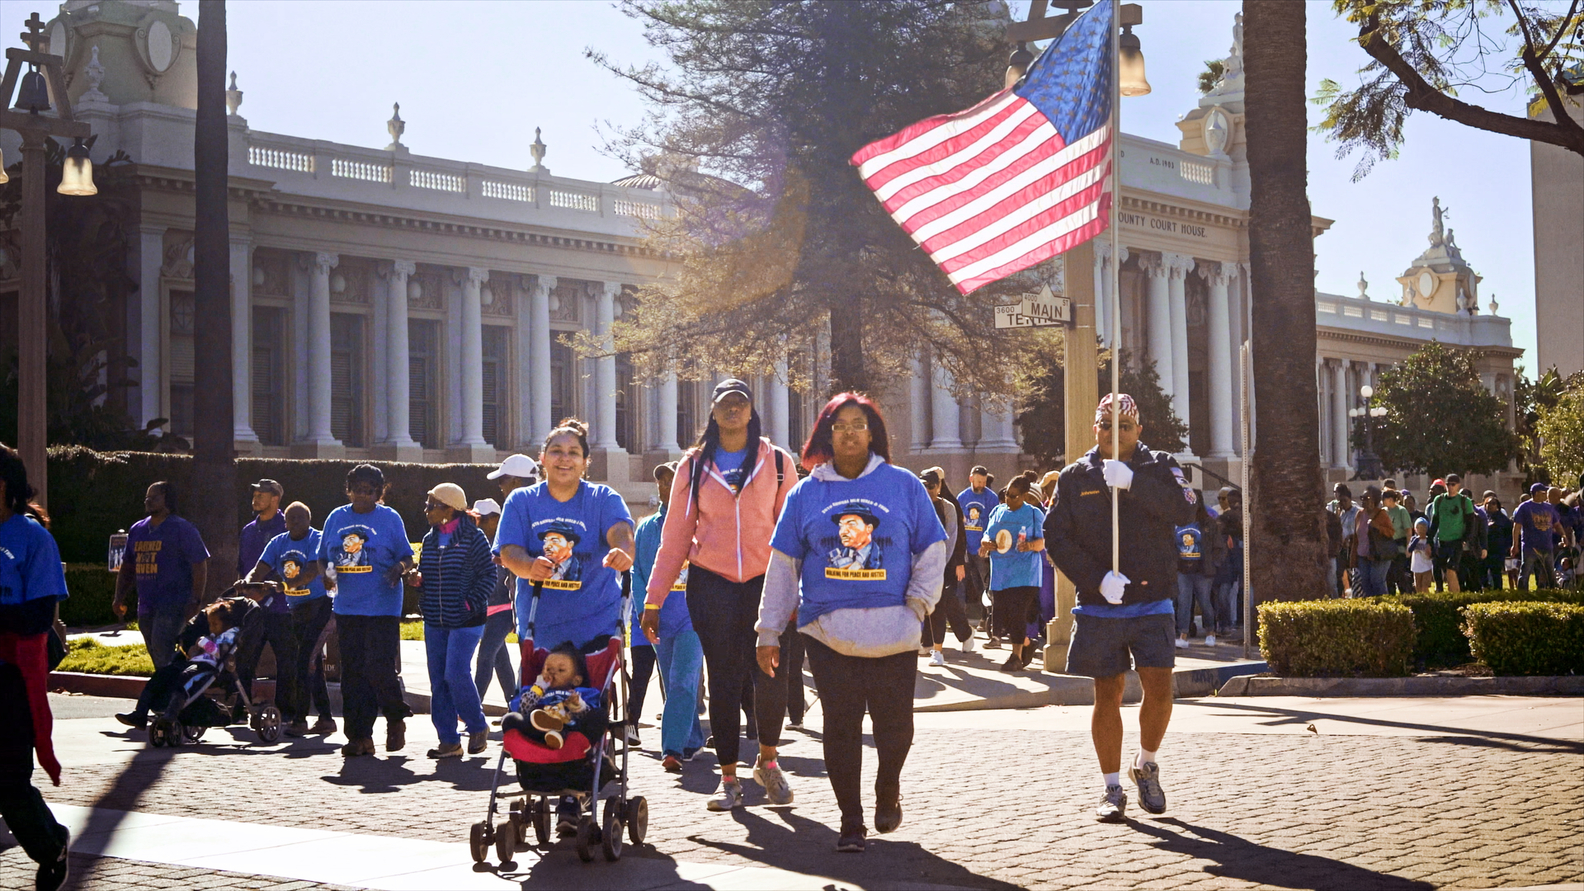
[601,799,624,862]
[148,722,167,748]
[574,817,597,863]
[183,724,205,744]
[468,821,491,864]
[257,706,282,743]
[626,796,648,846]
[495,818,517,865]
[529,799,552,846]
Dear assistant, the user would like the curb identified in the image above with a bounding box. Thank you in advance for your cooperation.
[915,660,1269,712]
[1217,674,1584,697]
[46,672,519,717]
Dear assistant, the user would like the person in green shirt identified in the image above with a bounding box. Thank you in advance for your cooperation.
[1426,473,1476,593]
[1382,489,1413,595]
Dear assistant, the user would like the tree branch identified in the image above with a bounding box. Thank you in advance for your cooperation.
[1505,0,1584,137]
[1358,9,1584,154]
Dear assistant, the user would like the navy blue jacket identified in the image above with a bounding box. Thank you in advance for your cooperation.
[1044,442,1199,606]
[418,514,494,628]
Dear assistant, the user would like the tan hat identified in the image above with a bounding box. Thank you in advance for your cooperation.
[427,482,468,512]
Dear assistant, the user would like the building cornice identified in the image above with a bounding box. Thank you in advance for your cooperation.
[1317,326,1524,359]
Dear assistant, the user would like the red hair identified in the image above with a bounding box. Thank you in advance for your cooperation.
[800,392,891,470]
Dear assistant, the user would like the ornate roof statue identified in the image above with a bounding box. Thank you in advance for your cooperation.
[386,103,405,151]
[529,128,548,173]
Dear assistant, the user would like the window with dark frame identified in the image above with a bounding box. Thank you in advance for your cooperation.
[408,319,439,449]
[615,352,635,452]
[330,313,365,447]
[482,324,509,450]
[550,338,574,426]
[677,377,698,447]
[250,306,286,446]
[169,290,195,438]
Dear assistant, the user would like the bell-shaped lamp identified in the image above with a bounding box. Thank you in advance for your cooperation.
[16,67,51,113]
[1005,42,1035,90]
[1118,26,1151,97]
[1360,385,1374,399]
[58,138,97,196]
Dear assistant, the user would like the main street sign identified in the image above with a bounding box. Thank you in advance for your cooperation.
[994,304,1064,329]
[1020,284,1071,325]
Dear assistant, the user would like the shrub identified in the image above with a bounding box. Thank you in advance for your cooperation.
[56,638,154,676]
[1258,599,1415,677]
[1461,602,1584,676]
[60,564,120,628]
[1387,589,1584,668]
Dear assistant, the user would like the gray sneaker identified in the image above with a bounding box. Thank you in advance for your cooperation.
[706,778,744,811]
[1129,761,1167,814]
[753,760,795,805]
[1096,784,1127,822]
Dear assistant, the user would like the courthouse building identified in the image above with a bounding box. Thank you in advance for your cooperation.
[1,1,1524,505]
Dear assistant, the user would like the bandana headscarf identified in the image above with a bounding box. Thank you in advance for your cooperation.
[1095,393,1139,425]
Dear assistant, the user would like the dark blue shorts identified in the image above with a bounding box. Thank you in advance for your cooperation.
[1434,540,1464,567]
[1064,611,1176,679]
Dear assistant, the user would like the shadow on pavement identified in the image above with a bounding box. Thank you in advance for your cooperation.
[1135,818,1434,891]
[1201,701,1583,753]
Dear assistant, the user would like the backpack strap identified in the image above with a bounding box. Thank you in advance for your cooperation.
[775,448,785,486]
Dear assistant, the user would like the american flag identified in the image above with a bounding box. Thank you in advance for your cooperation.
[851,0,1114,295]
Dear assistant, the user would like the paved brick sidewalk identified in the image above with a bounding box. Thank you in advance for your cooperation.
[10,702,1581,890]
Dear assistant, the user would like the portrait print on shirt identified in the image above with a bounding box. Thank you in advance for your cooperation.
[333,525,376,573]
[964,504,984,532]
[824,501,889,580]
[537,523,584,589]
[280,549,310,596]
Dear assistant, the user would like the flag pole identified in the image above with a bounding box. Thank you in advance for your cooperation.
[1109,0,1122,577]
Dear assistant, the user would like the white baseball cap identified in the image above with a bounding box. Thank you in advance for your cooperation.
[487,454,541,482]
[472,498,502,517]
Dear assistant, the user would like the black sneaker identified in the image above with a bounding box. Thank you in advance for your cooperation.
[1020,644,1038,668]
[874,792,903,834]
[1129,761,1167,814]
[114,712,146,730]
[37,827,68,891]
[835,823,867,853]
[556,797,579,837]
[999,654,1022,672]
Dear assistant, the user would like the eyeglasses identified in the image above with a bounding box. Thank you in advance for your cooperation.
[831,422,869,434]
[423,501,447,511]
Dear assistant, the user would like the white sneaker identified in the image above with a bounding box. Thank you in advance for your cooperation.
[707,779,744,811]
[961,634,976,654]
[752,761,795,806]
[1204,634,1217,647]
[928,650,946,667]
[1174,637,1190,649]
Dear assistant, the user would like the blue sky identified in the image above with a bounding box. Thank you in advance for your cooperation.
[16,0,1542,366]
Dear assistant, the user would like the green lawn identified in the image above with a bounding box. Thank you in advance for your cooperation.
[398,620,516,644]
[57,638,154,676]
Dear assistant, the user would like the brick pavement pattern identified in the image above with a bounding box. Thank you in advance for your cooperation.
[0,852,361,891]
[13,725,1583,890]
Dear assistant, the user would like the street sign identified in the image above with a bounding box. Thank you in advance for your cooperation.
[1020,284,1072,325]
[994,304,1064,329]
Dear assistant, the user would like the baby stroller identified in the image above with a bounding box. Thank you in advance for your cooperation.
[146,587,283,748]
[470,576,647,865]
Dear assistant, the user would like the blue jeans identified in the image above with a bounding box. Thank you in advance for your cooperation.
[139,600,189,671]
[1356,558,1392,597]
[654,629,705,758]
[1174,574,1214,637]
[425,623,487,745]
[473,610,516,702]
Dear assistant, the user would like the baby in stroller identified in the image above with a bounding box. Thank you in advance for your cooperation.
[503,642,606,751]
[116,599,246,730]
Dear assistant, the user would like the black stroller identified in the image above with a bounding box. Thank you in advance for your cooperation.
[469,576,647,865]
[145,588,283,747]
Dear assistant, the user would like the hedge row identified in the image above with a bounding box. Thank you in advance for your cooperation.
[1462,602,1584,676]
[1257,599,1416,678]
[45,445,503,565]
[1385,589,1584,668]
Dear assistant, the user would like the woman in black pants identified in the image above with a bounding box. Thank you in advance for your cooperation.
[919,467,971,665]
[756,394,948,853]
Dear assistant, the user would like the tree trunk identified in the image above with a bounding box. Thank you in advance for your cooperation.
[192,0,236,598]
[827,293,869,394]
[1244,0,1329,610]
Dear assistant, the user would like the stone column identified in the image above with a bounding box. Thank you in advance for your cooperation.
[529,275,555,443]
[298,252,341,455]
[593,282,622,450]
[926,358,962,450]
[655,370,680,452]
[136,225,164,427]
[377,261,422,459]
[1201,260,1235,458]
[768,355,791,449]
[910,354,930,451]
[1331,359,1349,471]
[979,399,1020,450]
[1164,253,1195,444]
[449,268,492,461]
[1094,242,1128,347]
[1139,252,1172,399]
[1316,357,1328,466]
[229,239,259,452]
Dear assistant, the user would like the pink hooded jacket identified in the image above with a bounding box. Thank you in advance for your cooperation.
[645,438,798,604]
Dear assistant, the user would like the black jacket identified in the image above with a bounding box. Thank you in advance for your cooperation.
[1045,442,1198,606]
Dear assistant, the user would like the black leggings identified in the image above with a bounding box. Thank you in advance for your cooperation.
[337,614,411,740]
[0,662,67,868]
[803,636,915,827]
[923,580,971,647]
[685,566,786,768]
[629,644,656,727]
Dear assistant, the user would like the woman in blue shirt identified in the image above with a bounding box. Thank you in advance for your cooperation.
[756,394,947,853]
[977,475,1046,672]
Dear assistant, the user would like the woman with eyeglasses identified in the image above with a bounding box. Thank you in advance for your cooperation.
[757,393,947,853]
[640,379,800,813]
[412,483,497,759]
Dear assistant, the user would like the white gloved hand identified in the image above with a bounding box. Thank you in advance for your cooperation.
[1102,459,1134,490]
[1099,571,1131,604]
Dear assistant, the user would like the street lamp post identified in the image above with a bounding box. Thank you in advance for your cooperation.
[1349,384,1388,481]
[1,13,95,507]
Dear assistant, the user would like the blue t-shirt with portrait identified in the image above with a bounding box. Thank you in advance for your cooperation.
[259,528,328,609]
[983,502,1045,590]
[319,504,412,617]
[123,515,211,612]
[771,462,946,627]
[1175,522,1204,574]
[956,486,1000,552]
[494,480,634,649]
[0,514,69,609]
[712,447,750,492]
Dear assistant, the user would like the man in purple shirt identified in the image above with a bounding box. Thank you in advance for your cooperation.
[234,479,295,725]
[113,482,210,670]
[237,479,286,579]
[1511,484,1562,590]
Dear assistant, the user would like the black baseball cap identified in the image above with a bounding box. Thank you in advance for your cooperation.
[712,379,752,404]
[970,465,990,476]
[250,479,283,497]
